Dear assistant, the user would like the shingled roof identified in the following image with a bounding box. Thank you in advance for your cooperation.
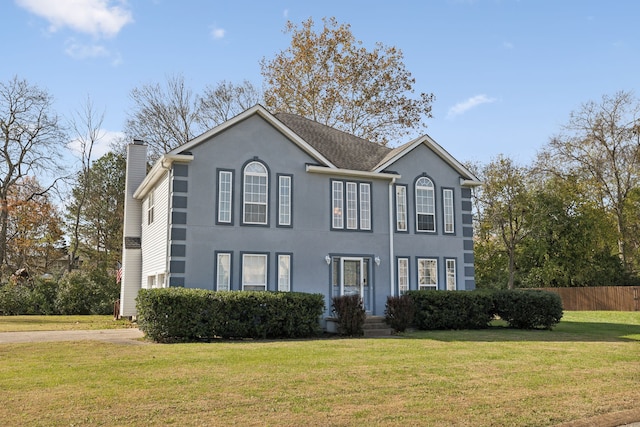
[274,112,392,171]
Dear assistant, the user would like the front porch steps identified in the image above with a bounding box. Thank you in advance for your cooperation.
[362,316,393,337]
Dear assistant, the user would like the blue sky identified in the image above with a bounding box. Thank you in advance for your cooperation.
[3,0,640,167]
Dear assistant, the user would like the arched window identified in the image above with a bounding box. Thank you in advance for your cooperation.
[415,176,435,232]
[243,161,268,224]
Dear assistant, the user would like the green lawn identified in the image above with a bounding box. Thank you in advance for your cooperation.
[0,312,638,426]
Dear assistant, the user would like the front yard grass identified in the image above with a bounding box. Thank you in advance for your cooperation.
[0,311,638,426]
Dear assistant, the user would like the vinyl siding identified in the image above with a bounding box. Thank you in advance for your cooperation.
[141,171,169,288]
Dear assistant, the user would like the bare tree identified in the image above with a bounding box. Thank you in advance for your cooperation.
[540,91,640,271]
[125,73,201,159]
[199,80,262,127]
[125,75,262,159]
[0,76,66,278]
[66,96,105,271]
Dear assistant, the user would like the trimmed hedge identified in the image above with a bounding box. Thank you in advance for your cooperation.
[136,288,325,342]
[492,289,563,330]
[397,289,563,331]
[406,290,495,330]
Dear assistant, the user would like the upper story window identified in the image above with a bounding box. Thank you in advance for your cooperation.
[395,185,407,232]
[415,177,435,232]
[278,175,292,227]
[331,179,371,231]
[443,188,455,234]
[243,161,268,225]
[147,189,155,225]
[217,170,233,224]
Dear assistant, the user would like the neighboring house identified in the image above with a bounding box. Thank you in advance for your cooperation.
[119,105,481,321]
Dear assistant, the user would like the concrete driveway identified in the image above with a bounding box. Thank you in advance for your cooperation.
[0,328,145,345]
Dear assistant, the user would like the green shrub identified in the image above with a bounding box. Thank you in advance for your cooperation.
[55,270,119,315]
[136,288,324,343]
[492,289,563,329]
[0,281,33,315]
[407,290,495,330]
[331,294,366,336]
[384,295,415,332]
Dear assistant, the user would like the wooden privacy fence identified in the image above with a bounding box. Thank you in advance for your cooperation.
[537,287,640,311]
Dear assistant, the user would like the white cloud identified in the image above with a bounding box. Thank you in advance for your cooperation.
[64,39,109,59]
[15,0,133,38]
[67,129,126,160]
[211,26,225,40]
[447,94,497,119]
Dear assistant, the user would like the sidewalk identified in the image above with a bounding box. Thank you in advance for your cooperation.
[0,328,145,345]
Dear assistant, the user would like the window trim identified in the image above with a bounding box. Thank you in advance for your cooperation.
[397,256,410,295]
[445,258,457,291]
[277,174,293,228]
[442,187,455,234]
[241,160,269,226]
[215,251,232,291]
[241,252,269,291]
[415,175,436,233]
[216,169,234,225]
[395,184,408,232]
[276,252,292,292]
[417,257,438,290]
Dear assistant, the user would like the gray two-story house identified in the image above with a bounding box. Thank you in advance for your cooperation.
[119,105,481,322]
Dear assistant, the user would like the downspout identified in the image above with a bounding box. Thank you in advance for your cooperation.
[388,177,397,297]
[163,164,172,288]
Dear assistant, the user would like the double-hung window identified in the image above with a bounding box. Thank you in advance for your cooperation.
[217,170,233,224]
[418,258,438,290]
[416,177,435,232]
[242,253,267,291]
[243,161,268,225]
[331,180,371,231]
[443,188,454,234]
[395,185,407,231]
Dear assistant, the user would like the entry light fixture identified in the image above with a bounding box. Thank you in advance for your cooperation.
[325,255,331,265]
[374,256,381,266]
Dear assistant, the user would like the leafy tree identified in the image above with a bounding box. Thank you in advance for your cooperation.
[125,74,262,159]
[5,177,65,276]
[261,17,434,145]
[0,76,66,279]
[540,90,640,273]
[518,176,627,287]
[65,151,126,270]
[474,155,532,289]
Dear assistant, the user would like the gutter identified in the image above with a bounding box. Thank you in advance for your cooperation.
[388,177,397,297]
[306,164,399,181]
